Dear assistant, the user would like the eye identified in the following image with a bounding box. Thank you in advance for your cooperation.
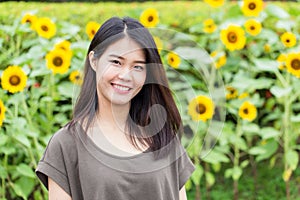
[110,60,121,66]
[133,65,145,71]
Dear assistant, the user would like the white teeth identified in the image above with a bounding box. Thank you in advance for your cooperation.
[113,84,130,91]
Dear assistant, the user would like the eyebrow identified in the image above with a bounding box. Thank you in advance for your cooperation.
[108,54,146,64]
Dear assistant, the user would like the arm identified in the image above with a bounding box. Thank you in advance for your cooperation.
[48,177,72,200]
[179,185,188,200]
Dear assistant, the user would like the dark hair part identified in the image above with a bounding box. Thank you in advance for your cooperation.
[67,17,182,157]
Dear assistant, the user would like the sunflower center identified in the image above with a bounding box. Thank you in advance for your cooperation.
[170,57,174,63]
[91,30,96,35]
[250,26,255,30]
[196,103,206,114]
[26,19,32,23]
[148,16,154,22]
[286,39,290,43]
[291,59,300,70]
[41,25,49,32]
[248,3,256,10]
[53,57,63,67]
[227,32,237,43]
[243,108,249,115]
[75,75,81,80]
[9,75,21,86]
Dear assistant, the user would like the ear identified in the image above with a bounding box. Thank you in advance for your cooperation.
[88,51,96,71]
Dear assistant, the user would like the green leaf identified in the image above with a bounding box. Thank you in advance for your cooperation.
[15,177,35,199]
[270,86,292,98]
[253,59,278,72]
[11,183,26,200]
[0,134,8,146]
[13,134,30,148]
[191,165,203,185]
[241,160,249,168]
[205,171,215,187]
[276,20,295,32]
[266,4,290,19]
[229,135,247,151]
[0,165,8,179]
[256,140,279,162]
[201,150,230,164]
[249,146,266,155]
[259,127,281,140]
[58,82,76,98]
[291,114,300,122]
[173,47,211,64]
[16,164,35,179]
[285,150,299,170]
[225,168,233,179]
[232,166,242,180]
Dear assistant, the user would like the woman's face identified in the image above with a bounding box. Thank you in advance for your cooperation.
[89,37,147,107]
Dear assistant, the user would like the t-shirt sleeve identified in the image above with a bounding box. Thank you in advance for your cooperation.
[35,128,72,196]
[178,150,195,190]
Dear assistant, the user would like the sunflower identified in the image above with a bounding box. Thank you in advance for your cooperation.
[226,86,238,100]
[280,32,297,48]
[241,0,264,17]
[244,19,262,36]
[69,70,83,85]
[35,17,56,39]
[264,44,271,53]
[203,19,217,34]
[54,40,73,57]
[204,0,225,8]
[46,49,71,74]
[220,25,246,51]
[285,52,300,78]
[86,21,101,40]
[167,52,181,69]
[139,8,159,28]
[276,54,287,70]
[211,51,227,69]
[1,66,27,93]
[238,92,249,99]
[239,101,257,122]
[0,99,5,127]
[188,95,214,122]
[21,13,37,30]
[153,36,163,53]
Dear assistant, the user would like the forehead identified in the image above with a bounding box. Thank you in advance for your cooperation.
[104,37,145,59]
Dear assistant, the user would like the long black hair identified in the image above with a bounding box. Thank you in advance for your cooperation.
[67,17,183,156]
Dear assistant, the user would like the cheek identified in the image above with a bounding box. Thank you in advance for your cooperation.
[134,72,147,87]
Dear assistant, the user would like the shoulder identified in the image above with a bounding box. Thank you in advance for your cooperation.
[45,125,78,154]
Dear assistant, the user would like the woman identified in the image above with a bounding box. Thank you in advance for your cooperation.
[36,17,195,200]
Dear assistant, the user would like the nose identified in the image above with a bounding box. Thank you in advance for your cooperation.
[117,67,132,81]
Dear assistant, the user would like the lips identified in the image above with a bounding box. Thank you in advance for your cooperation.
[111,83,131,92]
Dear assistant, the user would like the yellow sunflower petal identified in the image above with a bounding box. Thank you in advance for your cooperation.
[220,25,246,51]
[203,19,217,34]
[140,8,159,28]
[239,101,257,122]
[167,52,181,69]
[1,66,27,93]
[0,99,6,127]
[277,53,287,70]
[69,70,83,85]
[211,51,227,69]
[280,32,297,48]
[226,86,238,100]
[21,13,37,30]
[86,21,101,40]
[188,95,214,122]
[54,40,73,57]
[242,0,264,17]
[204,0,225,8]
[244,19,262,36]
[285,52,300,78]
[46,49,71,74]
[35,17,56,39]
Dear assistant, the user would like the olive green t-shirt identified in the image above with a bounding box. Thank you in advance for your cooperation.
[36,123,195,200]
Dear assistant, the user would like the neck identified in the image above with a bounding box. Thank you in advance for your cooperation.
[96,100,130,131]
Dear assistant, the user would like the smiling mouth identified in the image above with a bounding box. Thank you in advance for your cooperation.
[111,83,131,91]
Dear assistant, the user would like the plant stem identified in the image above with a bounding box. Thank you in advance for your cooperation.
[283,73,291,200]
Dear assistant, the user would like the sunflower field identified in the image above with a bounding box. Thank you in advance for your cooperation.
[1,0,300,200]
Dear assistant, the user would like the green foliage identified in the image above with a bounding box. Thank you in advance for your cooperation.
[0,1,300,200]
